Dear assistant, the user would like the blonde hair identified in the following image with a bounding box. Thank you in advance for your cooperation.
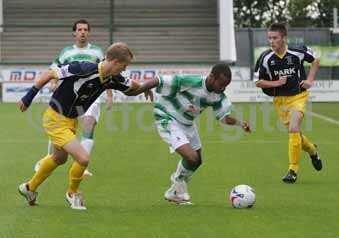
[105,42,134,62]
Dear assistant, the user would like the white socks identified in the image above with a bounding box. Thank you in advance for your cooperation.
[81,138,94,154]
[173,160,194,182]
[47,140,53,154]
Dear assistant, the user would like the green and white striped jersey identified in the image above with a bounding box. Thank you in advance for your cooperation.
[51,43,104,68]
[154,75,232,126]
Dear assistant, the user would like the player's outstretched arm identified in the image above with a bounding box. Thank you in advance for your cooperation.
[18,70,57,112]
[124,76,160,101]
[221,115,251,133]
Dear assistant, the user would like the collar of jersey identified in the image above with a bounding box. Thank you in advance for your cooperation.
[272,46,288,59]
[98,62,109,83]
[73,43,91,50]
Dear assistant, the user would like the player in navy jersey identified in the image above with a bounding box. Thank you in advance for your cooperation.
[254,23,322,183]
[35,19,111,177]
[17,42,148,210]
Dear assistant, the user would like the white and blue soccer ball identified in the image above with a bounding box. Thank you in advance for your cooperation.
[229,184,255,208]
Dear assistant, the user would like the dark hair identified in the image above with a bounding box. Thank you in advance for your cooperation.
[72,19,90,32]
[211,63,232,80]
[268,23,287,36]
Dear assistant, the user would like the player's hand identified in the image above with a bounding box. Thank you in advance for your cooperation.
[144,90,154,102]
[48,79,58,91]
[105,96,113,110]
[241,121,251,133]
[300,79,313,89]
[277,76,287,86]
[124,80,141,96]
[18,100,28,112]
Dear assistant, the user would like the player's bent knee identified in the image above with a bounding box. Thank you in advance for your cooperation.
[52,154,68,165]
[185,154,201,167]
[77,154,90,166]
[55,158,67,165]
[82,117,97,135]
[289,127,300,133]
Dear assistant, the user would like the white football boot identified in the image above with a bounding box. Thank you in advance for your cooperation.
[65,192,87,210]
[83,169,93,177]
[164,173,192,205]
[18,183,38,206]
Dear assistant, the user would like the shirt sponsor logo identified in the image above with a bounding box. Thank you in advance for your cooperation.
[273,68,296,76]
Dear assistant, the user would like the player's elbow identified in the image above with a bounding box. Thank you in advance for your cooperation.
[149,76,160,89]
[313,58,320,67]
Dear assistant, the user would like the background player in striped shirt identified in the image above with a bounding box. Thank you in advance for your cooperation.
[254,23,322,183]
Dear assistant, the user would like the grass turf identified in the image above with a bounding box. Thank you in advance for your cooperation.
[1,102,338,238]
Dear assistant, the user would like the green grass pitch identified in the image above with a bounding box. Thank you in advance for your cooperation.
[1,102,338,237]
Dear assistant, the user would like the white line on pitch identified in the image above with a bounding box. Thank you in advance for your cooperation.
[308,112,339,126]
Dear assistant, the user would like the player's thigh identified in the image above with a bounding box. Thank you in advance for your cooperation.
[289,110,303,132]
[81,115,97,133]
[63,139,90,166]
[273,97,289,125]
[287,91,308,131]
[287,91,308,115]
[43,108,78,149]
[83,100,101,124]
[185,123,202,151]
[155,119,190,153]
[175,143,199,162]
[52,146,69,165]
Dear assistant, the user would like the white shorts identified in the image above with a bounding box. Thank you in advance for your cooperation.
[82,97,101,122]
[155,119,201,153]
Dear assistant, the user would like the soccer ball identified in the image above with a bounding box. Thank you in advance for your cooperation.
[229,184,255,208]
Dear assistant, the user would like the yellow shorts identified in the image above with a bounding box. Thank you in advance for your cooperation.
[42,107,78,149]
[273,91,309,125]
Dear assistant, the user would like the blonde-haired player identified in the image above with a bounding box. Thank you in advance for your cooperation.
[18,42,147,210]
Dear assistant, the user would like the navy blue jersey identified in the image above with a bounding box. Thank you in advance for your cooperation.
[50,61,130,118]
[254,46,316,96]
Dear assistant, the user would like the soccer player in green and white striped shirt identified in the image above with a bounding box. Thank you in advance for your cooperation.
[128,63,252,204]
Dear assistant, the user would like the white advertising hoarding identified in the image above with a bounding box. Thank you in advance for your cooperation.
[0,65,250,82]
[225,80,339,102]
[4,80,339,103]
[1,66,339,102]
[2,82,53,102]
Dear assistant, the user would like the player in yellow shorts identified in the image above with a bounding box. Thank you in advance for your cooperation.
[254,23,322,183]
[17,42,151,209]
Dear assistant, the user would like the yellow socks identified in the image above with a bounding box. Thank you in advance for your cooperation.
[301,134,317,156]
[288,133,302,172]
[28,155,59,191]
[68,161,87,194]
